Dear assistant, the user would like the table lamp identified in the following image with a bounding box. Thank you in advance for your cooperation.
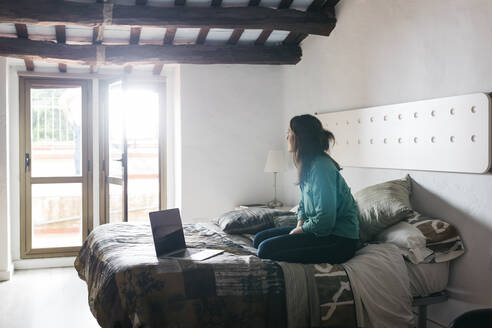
[264,150,286,208]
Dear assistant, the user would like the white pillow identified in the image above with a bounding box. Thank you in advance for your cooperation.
[376,221,432,264]
[289,205,298,213]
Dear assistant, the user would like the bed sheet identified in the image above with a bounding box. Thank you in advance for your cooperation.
[406,261,449,297]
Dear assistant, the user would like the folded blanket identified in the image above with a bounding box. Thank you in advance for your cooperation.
[343,244,414,328]
[277,262,320,328]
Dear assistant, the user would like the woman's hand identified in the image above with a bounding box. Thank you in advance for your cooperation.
[289,226,304,234]
[290,219,305,234]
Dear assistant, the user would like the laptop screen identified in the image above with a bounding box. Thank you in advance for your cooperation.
[149,208,186,257]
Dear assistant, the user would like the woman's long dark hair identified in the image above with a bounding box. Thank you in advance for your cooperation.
[290,114,340,184]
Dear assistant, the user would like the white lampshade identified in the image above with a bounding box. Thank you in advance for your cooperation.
[264,150,286,173]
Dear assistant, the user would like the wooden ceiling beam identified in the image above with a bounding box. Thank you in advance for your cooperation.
[0,0,336,37]
[196,27,210,45]
[91,25,103,73]
[282,0,337,46]
[24,59,34,71]
[0,37,301,65]
[163,27,177,45]
[228,0,254,46]
[108,42,301,65]
[196,0,222,46]
[14,23,28,39]
[158,26,176,72]
[278,0,294,10]
[283,32,307,45]
[153,63,164,75]
[324,0,340,7]
[211,0,223,7]
[247,0,265,52]
[14,23,34,71]
[278,0,300,46]
[129,27,142,45]
[55,25,67,73]
[227,28,244,45]
[92,25,104,44]
[58,63,67,73]
[55,25,66,44]
[255,29,272,46]
[309,0,327,10]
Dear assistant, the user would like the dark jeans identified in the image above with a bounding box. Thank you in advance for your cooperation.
[253,226,358,264]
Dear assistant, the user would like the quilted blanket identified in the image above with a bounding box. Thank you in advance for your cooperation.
[75,222,356,328]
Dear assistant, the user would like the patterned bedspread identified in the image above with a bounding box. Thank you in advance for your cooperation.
[75,222,356,328]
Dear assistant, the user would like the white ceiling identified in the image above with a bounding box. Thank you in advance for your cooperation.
[0,24,304,45]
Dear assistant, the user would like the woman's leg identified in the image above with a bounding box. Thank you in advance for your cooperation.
[257,233,358,264]
[252,226,294,249]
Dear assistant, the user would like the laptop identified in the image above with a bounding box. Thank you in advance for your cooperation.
[149,208,223,261]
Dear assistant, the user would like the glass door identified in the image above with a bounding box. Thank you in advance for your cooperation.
[20,78,92,258]
[105,80,127,223]
[101,79,165,224]
[125,86,161,222]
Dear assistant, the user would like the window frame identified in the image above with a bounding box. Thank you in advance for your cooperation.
[19,77,93,259]
[99,78,167,224]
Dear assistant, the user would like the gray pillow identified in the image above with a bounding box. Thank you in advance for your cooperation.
[215,208,292,234]
[355,175,415,243]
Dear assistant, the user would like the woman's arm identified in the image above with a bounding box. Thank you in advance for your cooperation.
[301,163,337,234]
[297,190,305,222]
[291,193,306,234]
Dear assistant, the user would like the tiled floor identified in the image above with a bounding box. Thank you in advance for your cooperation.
[0,267,100,328]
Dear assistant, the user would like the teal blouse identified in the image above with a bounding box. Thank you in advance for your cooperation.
[298,155,359,239]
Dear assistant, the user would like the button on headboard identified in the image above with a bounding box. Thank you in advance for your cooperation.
[316,93,491,173]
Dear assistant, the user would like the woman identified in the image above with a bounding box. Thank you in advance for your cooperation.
[253,114,359,264]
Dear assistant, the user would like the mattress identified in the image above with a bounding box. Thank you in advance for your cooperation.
[406,261,449,297]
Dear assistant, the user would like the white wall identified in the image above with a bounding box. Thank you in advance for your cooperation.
[0,62,283,269]
[0,58,12,281]
[179,65,284,221]
[280,0,492,325]
[8,65,20,263]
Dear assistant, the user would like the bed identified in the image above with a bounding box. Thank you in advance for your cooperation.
[75,221,450,328]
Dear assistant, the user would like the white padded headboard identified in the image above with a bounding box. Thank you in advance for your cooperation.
[316,93,491,173]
